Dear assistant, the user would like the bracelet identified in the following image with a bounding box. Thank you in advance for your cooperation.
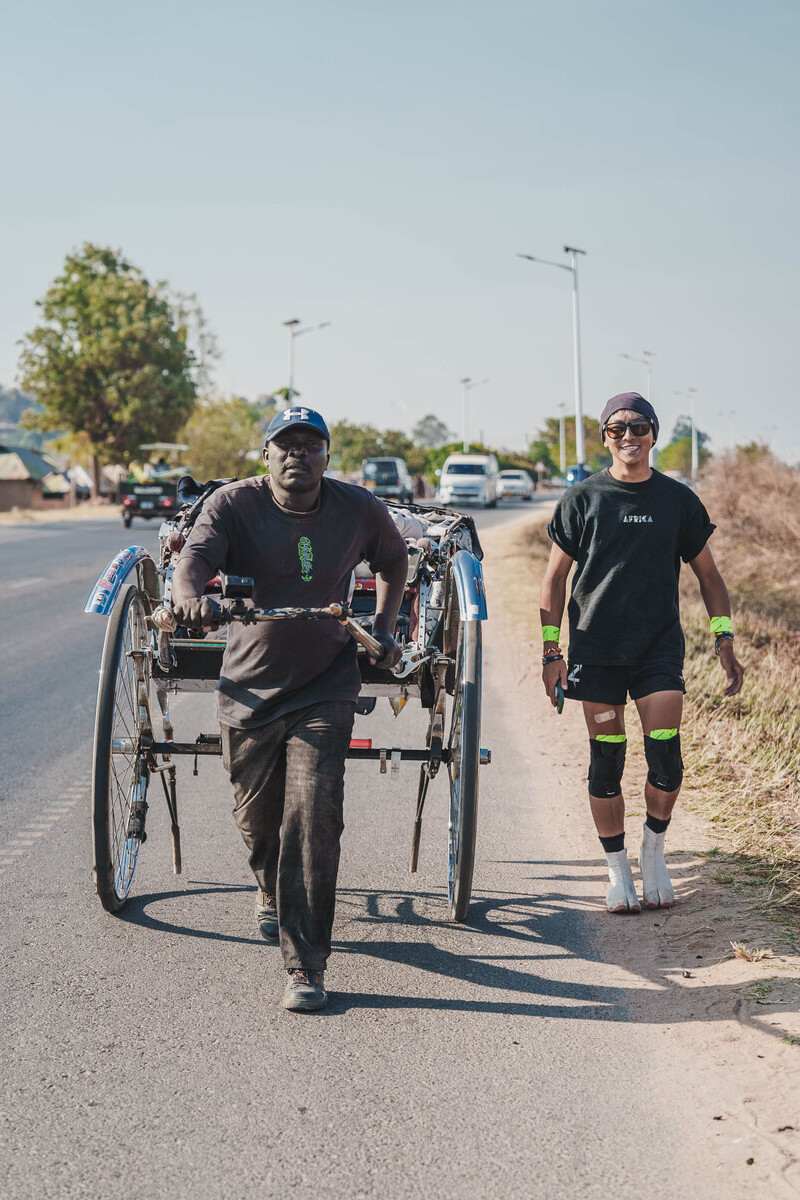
[542,625,560,643]
[710,616,732,636]
[542,653,564,665]
[714,632,734,656]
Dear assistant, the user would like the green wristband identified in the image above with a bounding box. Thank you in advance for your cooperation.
[542,625,560,643]
[709,616,732,636]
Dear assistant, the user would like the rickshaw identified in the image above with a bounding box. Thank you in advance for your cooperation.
[85,477,490,923]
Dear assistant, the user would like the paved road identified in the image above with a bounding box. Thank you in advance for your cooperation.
[1,497,689,1200]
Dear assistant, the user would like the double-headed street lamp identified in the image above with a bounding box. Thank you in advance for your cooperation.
[675,387,699,486]
[283,318,331,405]
[621,350,656,466]
[620,350,655,404]
[459,377,489,453]
[518,246,587,472]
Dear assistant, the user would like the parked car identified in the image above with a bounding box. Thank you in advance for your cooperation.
[565,464,592,487]
[361,457,414,505]
[436,452,499,508]
[496,468,535,501]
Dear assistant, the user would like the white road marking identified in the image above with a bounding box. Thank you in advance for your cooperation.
[6,577,47,592]
[0,796,83,874]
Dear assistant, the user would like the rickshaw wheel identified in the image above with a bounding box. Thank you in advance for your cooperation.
[92,584,151,913]
[447,618,481,921]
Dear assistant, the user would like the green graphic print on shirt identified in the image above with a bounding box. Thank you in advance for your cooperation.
[298,536,313,582]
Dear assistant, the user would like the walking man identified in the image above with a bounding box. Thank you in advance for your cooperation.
[540,393,745,912]
[172,407,409,1009]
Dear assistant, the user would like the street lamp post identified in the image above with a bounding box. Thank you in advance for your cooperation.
[717,409,736,452]
[619,350,655,404]
[690,389,699,486]
[620,350,657,465]
[675,387,699,486]
[283,318,331,405]
[459,377,489,453]
[558,402,567,475]
[518,246,587,472]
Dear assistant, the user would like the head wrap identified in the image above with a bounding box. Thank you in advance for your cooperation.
[600,393,659,442]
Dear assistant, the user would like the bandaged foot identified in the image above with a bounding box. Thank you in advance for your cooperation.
[639,824,675,909]
[605,849,641,913]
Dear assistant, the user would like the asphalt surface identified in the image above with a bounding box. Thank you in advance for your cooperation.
[1,499,688,1199]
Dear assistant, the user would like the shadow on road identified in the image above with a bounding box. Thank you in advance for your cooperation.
[112,867,799,1038]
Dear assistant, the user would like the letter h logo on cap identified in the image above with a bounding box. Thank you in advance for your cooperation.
[265,406,330,445]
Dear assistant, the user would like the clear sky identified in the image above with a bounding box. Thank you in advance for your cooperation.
[2,0,798,458]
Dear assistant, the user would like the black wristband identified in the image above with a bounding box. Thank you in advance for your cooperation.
[714,632,734,656]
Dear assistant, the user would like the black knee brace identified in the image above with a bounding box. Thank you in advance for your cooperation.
[644,734,683,792]
[587,738,626,799]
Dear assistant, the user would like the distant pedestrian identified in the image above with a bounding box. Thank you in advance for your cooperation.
[539,393,745,912]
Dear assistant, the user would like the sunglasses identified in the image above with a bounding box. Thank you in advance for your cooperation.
[604,420,653,440]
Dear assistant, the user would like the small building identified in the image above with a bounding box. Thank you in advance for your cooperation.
[0,446,70,512]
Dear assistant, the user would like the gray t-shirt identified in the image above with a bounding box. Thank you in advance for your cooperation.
[181,476,408,728]
[547,469,715,666]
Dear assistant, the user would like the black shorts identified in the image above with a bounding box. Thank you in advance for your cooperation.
[564,661,685,705]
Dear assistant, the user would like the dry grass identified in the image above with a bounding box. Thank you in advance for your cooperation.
[681,451,800,911]
[731,941,772,962]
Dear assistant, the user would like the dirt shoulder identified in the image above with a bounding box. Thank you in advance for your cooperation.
[480,506,800,1197]
[0,503,120,526]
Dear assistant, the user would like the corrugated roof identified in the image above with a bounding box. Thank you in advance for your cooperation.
[0,447,63,482]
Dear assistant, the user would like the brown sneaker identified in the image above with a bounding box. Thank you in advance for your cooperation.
[255,890,279,942]
[282,969,327,1012]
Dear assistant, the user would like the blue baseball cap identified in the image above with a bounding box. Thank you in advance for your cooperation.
[264,406,330,446]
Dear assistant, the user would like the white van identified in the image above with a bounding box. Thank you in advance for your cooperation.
[436,452,499,508]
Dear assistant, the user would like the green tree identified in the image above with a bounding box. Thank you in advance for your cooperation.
[669,415,710,450]
[0,385,37,427]
[18,243,201,493]
[656,437,710,475]
[526,439,558,477]
[328,421,427,475]
[532,415,610,474]
[183,396,262,481]
[412,414,453,448]
[497,451,538,473]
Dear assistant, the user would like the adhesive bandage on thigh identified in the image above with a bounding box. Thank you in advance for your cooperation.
[604,849,641,914]
[587,736,626,798]
[594,709,617,724]
[639,824,675,908]
[643,730,683,792]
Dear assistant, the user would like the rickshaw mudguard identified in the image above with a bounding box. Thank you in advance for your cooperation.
[450,550,488,622]
[84,547,159,616]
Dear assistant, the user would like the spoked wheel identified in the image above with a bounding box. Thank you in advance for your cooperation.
[92,584,152,913]
[446,616,482,921]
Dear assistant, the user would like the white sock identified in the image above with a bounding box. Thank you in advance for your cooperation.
[604,849,641,913]
[639,823,675,908]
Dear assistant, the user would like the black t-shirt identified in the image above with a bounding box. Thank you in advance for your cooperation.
[181,476,408,728]
[547,469,715,666]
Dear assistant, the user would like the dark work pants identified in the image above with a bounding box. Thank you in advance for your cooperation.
[220,700,356,972]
